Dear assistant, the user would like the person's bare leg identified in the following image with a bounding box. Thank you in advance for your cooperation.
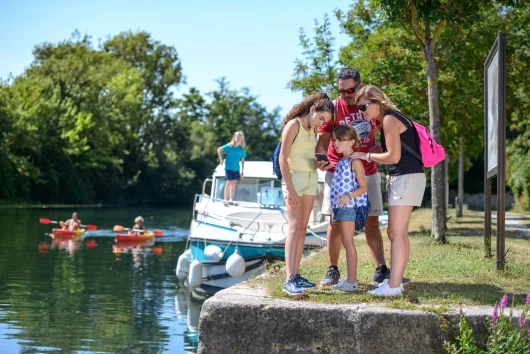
[225,181,234,201]
[285,196,304,280]
[327,221,341,266]
[230,180,238,201]
[338,221,357,283]
[223,180,229,201]
[364,216,385,267]
[293,195,315,274]
[387,205,413,288]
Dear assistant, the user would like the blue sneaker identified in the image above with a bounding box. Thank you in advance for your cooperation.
[282,276,306,296]
[295,274,316,289]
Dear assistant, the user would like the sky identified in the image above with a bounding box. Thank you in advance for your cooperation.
[0,0,353,116]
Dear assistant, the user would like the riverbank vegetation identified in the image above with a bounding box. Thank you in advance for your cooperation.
[256,208,530,308]
[1,1,529,213]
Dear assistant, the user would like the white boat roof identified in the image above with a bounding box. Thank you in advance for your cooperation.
[213,161,326,182]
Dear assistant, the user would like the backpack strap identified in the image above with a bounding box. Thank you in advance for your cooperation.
[280,118,301,145]
[401,141,422,162]
[384,110,422,163]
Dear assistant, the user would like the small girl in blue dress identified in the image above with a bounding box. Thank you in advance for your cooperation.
[330,124,368,291]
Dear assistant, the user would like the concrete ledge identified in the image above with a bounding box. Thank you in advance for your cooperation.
[197,283,515,354]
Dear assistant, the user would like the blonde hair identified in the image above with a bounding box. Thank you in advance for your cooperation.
[355,85,399,113]
[333,124,361,148]
[135,216,144,224]
[228,131,246,148]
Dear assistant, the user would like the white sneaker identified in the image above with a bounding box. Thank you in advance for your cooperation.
[331,280,359,291]
[369,279,403,297]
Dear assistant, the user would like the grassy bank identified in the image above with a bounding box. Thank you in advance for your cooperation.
[253,207,530,310]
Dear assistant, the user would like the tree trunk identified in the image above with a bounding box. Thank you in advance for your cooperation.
[423,39,446,243]
[457,135,464,217]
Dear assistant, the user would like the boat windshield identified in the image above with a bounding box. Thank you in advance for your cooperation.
[214,177,281,204]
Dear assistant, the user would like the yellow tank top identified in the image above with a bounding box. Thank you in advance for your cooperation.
[287,117,317,172]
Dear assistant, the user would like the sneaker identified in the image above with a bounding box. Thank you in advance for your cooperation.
[369,279,403,297]
[319,267,341,287]
[331,280,359,292]
[282,276,306,296]
[372,268,411,287]
[295,274,316,289]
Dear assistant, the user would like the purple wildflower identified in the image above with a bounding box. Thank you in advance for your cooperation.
[459,304,463,314]
[528,328,530,338]
[492,303,498,328]
[520,315,525,327]
[501,294,508,309]
[526,292,530,305]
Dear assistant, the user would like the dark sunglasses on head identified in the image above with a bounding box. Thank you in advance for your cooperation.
[338,82,361,95]
[357,102,373,112]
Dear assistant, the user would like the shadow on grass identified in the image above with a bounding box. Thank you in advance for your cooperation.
[406,282,529,305]
[450,220,486,226]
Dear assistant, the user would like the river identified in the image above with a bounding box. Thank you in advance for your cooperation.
[0,206,204,353]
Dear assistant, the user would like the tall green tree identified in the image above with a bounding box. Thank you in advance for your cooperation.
[376,0,503,243]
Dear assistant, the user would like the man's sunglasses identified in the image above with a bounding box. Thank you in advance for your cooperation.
[357,102,373,112]
[338,82,361,95]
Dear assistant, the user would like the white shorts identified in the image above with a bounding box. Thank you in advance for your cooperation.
[321,171,384,217]
[386,173,426,207]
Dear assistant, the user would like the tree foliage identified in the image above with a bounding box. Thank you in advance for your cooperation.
[290,0,530,214]
[0,31,281,204]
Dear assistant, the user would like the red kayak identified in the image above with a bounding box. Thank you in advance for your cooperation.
[52,228,86,238]
[115,232,155,242]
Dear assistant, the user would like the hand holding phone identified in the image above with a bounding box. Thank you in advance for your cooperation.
[315,153,330,165]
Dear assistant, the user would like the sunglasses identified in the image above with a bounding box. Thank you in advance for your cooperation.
[338,82,361,95]
[357,102,373,112]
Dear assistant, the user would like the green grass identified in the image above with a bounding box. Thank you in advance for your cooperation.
[252,208,530,310]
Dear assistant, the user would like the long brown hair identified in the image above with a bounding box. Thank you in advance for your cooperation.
[355,85,398,113]
[282,92,335,128]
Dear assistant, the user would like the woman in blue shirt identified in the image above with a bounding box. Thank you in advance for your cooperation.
[217,131,247,206]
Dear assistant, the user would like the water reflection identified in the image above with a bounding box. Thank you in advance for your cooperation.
[51,236,83,256]
[175,288,204,353]
[0,206,197,353]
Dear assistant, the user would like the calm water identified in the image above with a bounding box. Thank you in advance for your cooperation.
[0,206,205,353]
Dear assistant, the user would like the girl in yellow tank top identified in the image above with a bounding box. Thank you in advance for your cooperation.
[278,92,335,296]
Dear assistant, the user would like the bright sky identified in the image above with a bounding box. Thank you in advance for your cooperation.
[0,0,353,116]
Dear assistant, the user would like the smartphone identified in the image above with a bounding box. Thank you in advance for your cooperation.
[315,153,330,164]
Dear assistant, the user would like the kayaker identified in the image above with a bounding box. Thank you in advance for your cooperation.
[131,216,147,234]
[61,212,81,231]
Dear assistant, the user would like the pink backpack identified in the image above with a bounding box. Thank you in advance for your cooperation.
[390,110,446,168]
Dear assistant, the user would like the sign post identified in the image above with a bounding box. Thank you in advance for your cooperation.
[484,32,506,270]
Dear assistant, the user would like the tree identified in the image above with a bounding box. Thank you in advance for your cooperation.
[288,14,338,96]
[376,0,508,243]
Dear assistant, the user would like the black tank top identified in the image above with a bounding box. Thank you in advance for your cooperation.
[380,110,423,176]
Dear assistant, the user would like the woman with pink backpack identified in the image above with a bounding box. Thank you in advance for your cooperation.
[351,85,444,297]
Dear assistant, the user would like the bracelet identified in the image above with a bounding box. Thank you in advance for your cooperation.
[366,152,371,162]
[346,192,352,200]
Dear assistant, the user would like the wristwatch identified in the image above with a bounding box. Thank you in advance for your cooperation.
[366,152,371,162]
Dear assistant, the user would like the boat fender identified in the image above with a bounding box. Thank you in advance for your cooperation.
[204,245,223,262]
[188,260,203,289]
[176,253,190,280]
[226,249,245,277]
[183,249,192,258]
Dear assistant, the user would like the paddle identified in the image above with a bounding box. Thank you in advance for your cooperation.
[39,218,98,230]
[113,225,163,236]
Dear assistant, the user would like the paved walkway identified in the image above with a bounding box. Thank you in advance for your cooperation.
[494,212,530,239]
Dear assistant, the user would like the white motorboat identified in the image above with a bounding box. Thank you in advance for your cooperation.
[176,161,328,291]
